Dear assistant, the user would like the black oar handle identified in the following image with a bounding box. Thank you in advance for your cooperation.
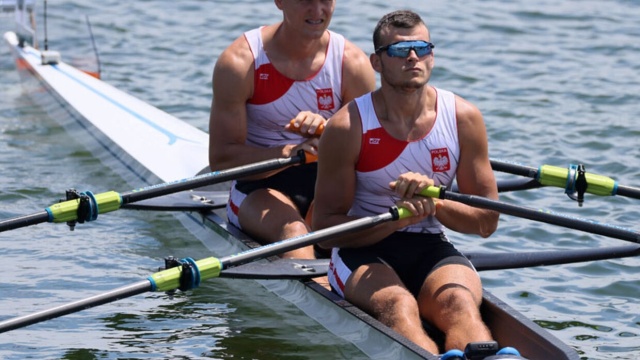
[121,153,306,204]
[467,245,640,271]
[220,208,399,269]
[0,212,50,232]
[0,280,151,333]
[617,184,640,200]
[491,159,538,177]
[219,245,640,278]
[420,186,640,244]
[0,153,307,233]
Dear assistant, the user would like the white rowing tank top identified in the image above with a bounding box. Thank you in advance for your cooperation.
[244,27,345,148]
[349,88,460,234]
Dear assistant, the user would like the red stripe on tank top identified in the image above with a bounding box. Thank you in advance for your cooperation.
[356,127,409,172]
[249,63,295,105]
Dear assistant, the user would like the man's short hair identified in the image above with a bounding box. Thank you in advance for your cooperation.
[373,10,426,50]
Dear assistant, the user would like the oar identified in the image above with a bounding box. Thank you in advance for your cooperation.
[0,152,311,233]
[450,178,544,194]
[219,244,640,278]
[0,206,408,333]
[490,158,640,202]
[418,186,640,244]
[289,126,561,196]
[123,178,542,213]
[467,245,640,271]
[290,122,626,200]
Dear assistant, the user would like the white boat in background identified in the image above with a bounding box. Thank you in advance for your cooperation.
[1,2,583,359]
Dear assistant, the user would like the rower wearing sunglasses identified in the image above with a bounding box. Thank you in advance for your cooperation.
[313,10,521,359]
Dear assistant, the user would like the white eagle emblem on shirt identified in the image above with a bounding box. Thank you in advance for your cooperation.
[433,154,449,170]
[319,94,333,107]
[430,148,451,172]
[316,88,335,110]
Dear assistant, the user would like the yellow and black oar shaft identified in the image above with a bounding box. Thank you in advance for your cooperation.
[0,152,310,233]
[0,206,405,333]
[420,186,640,244]
[151,205,403,292]
[0,190,123,232]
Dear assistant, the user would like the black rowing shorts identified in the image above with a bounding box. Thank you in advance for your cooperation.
[330,232,475,297]
[234,162,317,217]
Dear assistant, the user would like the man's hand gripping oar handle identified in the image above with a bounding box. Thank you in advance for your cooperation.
[287,119,326,163]
[287,119,326,136]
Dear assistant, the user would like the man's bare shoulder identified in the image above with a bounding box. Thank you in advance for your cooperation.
[453,93,490,157]
[341,40,376,101]
[328,101,363,137]
[215,35,254,76]
[212,34,256,105]
[454,94,483,125]
[342,40,372,69]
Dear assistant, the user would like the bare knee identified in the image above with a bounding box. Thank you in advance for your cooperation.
[370,290,420,328]
[443,286,478,310]
[428,288,493,349]
[238,189,308,241]
[280,219,310,239]
[428,286,483,329]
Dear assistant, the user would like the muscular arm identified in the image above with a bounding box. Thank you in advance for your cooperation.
[308,40,378,247]
[341,40,377,104]
[434,96,499,237]
[312,101,414,249]
[208,36,299,176]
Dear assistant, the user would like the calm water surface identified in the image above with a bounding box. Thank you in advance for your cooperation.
[1,1,639,359]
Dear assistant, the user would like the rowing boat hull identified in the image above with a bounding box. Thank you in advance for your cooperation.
[4,30,579,359]
[4,31,210,186]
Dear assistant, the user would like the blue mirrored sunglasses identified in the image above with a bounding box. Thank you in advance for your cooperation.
[375,40,435,58]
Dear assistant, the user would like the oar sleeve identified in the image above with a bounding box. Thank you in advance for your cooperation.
[538,165,617,196]
[148,257,222,292]
[45,191,122,223]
